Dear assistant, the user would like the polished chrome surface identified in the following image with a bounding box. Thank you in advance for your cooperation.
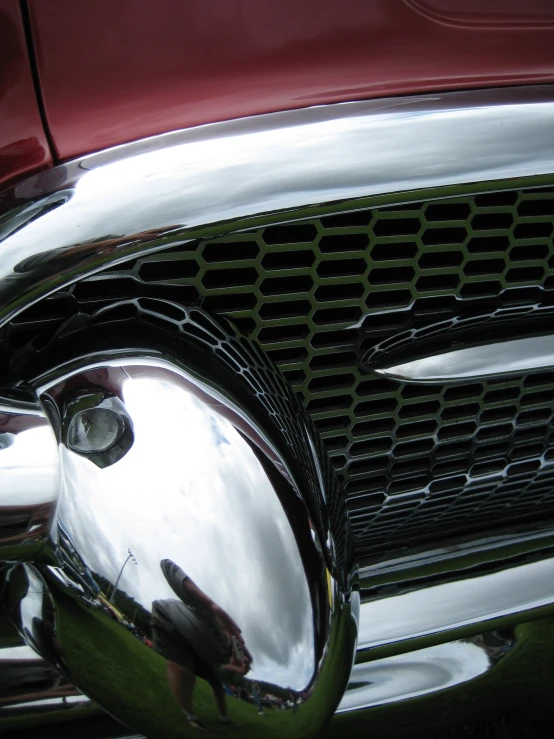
[5,334,355,738]
[0,628,514,722]
[358,524,554,598]
[339,631,514,713]
[0,87,554,327]
[377,335,554,383]
[0,406,59,559]
[3,307,554,734]
[1,89,554,737]
[359,525,554,577]
[357,554,554,657]
[0,642,94,717]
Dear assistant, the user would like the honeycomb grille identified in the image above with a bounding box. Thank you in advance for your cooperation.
[3,185,554,560]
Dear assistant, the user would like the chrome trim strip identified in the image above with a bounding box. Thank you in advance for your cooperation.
[0,401,45,416]
[377,335,554,383]
[0,644,38,660]
[339,633,513,713]
[0,642,96,717]
[359,526,554,578]
[357,554,554,657]
[0,86,554,327]
[358,525,554,595]
[0,632,513,722]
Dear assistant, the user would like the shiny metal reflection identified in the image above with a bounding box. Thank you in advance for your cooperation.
[62,391,134,468]
[357,554,554,657]
[0,641,94,719]
[1,87,554,328]
[376,335,554,383]
[0,406,59,560]
[7,348,355,738]
[338,631,514,713]
[358,525,554,589]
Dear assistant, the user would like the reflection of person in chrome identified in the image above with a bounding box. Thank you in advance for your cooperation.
[151,559,252,732]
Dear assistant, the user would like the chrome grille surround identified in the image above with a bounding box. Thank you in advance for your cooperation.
[1,87,554,563]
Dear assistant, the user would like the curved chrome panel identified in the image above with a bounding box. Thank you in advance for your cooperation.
[0,406,59,560]
[377,335,554,383]
[339,631,514,713]
[358,525,554,597]
[4,308,355,738]
[0,87,553,326]
[0,628,514,723]
[0,643,95,719]
[358,554,554,657]
[1,88,554,737]
[5,301,353,583]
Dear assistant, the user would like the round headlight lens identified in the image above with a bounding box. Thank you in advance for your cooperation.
[67,407,124,454]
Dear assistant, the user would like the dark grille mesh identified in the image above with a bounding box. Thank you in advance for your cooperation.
[3,185,554,559]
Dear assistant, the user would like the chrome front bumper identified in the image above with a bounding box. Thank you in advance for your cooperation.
[2,86,554,737]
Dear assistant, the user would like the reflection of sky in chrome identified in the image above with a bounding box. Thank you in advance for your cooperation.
[56,375,314,690]
[0,425,59,506]
[9,695,92,709]
[0,644,38,660]
[338,641,489,712]
[381,336,554,382]
[4,96,554,282]
[358,556,554,650]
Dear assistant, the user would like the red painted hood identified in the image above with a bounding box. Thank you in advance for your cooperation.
[26,0,554,162]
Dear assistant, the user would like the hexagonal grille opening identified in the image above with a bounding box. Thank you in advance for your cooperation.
[4,185,554,559]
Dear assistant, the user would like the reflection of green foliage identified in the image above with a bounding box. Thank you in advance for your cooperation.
[92,573,152,636]
[0,542,46,563]
[324,617,554,739]
[0,612,100,731]
[361,534,554,595]
[5,610,554,737]
[0,613,21,647]
[43,588,353,738]
[0,704,99,731]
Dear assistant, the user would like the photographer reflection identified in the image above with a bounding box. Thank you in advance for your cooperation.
[152,559,252,732]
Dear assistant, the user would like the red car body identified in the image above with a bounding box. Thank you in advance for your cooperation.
[2,0,554,188]
[2,4,554,739]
